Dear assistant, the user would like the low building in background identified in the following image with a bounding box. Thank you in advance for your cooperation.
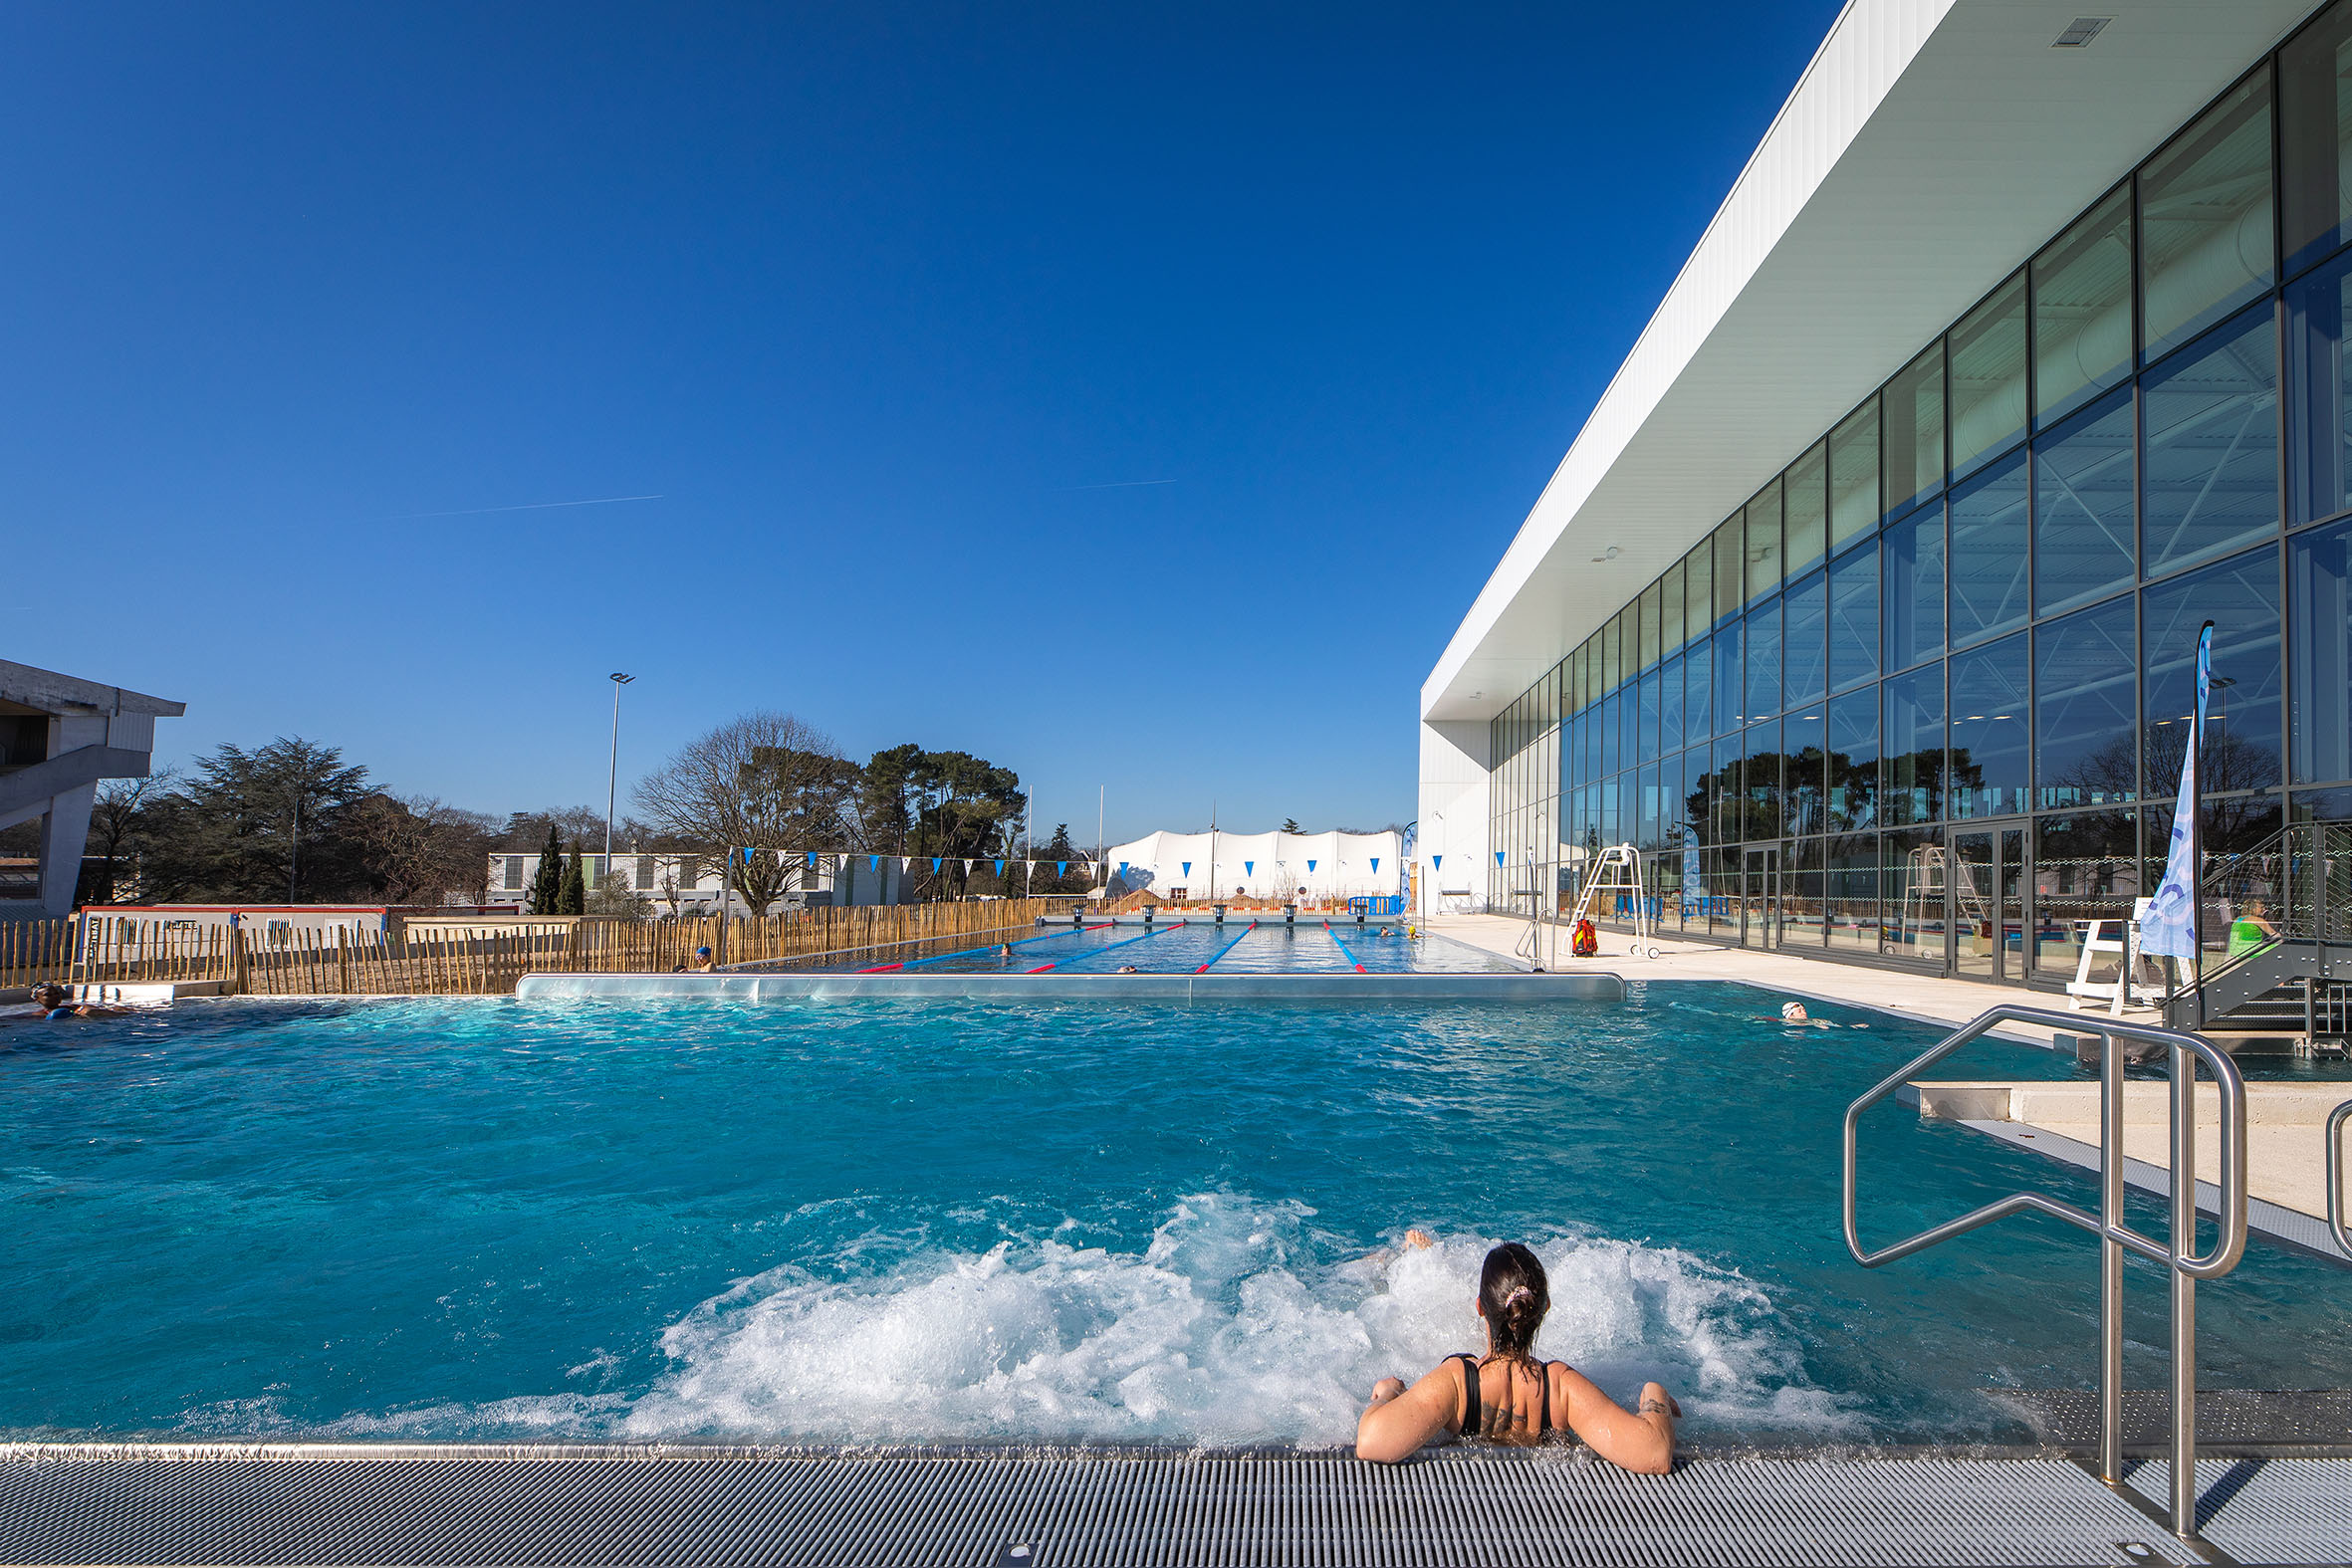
[1103,829,1402,906]
[481,851,907,911]
[1,660,183,920]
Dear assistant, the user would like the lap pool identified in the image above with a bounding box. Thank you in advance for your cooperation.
[0,982,2345,1448]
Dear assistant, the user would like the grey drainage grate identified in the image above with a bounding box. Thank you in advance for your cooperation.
[0,1447,2262,1568]
[2125,1456,2352,1565]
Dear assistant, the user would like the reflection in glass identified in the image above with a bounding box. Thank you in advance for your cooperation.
[1830,399,1880,551]
[2140,71,2273,362]
[1746,480,1782,604]
[1950,632,2031,818]
[1829,541,1880,692]
[1745,596,1781,725]
[1713,733,1744,846]
[2034,186,2133,427]
[1883,503,1946,672]
[1659,652,1684,753]
[1603,613,1622,692]
[1885,341,1946,517]
[2034,388,2137,615]
[2285,248,2352,527]
[1600,690,1620,778]
[1684,634,1714,749]
[2142,304,2279,579]
[1784,707,1825,837]
[1827,832,1878,951]
[1661,559,1686,658]
[1881,828,1948,963]
[1950,453,2029,645]
[1639,580,1662,672]
[1783,570,1826,709]
[1785,441,1827,579]
[2142,546,2284,797]
[1951,271,2028,478]
[1744,723,1782,841]
[2035,597,2139,807]
[1715,619,1745,734]
[1637,667,1662,769]
[2281,0,2352,276]
[1684,540,1713,646]
[1882,665,1946,825]
[2290,519,2352,783]
[2033,810,2140,978]
[1714,518,1743,626]
[1828,686,1878,833]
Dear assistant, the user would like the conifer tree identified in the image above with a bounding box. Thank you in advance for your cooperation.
[558,842,587,915]
[527,824,566,914]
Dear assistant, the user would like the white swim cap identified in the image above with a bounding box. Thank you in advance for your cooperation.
[1780,1001,1806,1020]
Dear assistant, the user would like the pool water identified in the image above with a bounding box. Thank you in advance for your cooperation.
[0,983,2345,1448]
[866,922,1521,974]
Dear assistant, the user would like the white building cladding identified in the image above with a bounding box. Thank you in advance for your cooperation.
[1106,829,1401,902]
[1,661,182,920]
[1419,1,2345,954]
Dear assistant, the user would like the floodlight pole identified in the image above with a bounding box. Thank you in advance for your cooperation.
[604,674,635,884]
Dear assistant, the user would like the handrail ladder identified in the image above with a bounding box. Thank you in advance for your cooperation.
[1843,1004,2247,1543]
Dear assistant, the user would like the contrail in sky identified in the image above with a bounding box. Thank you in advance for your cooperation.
[1054,479,1176,492]
[368,494,665,522]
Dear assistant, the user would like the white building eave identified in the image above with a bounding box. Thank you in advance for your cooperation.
[1420,0,2314,727]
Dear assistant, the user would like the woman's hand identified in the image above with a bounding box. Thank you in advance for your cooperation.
[1403,1230,1434,1249]
[1368,1377,1406,1406]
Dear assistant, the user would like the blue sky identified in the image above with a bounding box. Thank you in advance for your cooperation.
[5,2,1838,843]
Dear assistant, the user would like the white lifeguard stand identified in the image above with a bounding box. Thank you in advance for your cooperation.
[2065,896,2162,1013]
[1562,842,1655,961]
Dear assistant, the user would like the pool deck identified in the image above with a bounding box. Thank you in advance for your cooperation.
[4,1443,2346,1567]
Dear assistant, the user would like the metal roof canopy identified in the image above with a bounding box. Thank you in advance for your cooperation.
[1422,0,2319,726]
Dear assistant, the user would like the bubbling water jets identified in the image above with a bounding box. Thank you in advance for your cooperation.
[623,1195,1855,1446]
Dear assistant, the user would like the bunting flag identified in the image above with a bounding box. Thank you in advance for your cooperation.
[995,859,1006,876]
[2142,620,2216,960]
[742,847,756,864]
[1306,859,1316,873]
[1244,861,1255,876]
[1496,850,1506,867]
[966,859,978,873]
[1117,861,1128,878]
[806,851,818,869]
[903,856,916,872]
[869,855,880,872]
[1181,861,1192,876]
[1370,858,1380,873]
[1057,861,1067,876]
[931,857,942,872]
[1431,855,1441,871]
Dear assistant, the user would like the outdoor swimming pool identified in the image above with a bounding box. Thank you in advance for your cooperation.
[1,983,2345,1449]
[850,921,1521,975]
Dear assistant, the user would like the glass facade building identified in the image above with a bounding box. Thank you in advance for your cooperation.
[1484,1,2352,987]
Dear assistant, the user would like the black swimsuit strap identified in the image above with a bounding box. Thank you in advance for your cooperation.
[1451,1354,1481,1436]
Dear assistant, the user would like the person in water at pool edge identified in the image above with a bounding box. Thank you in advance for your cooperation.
[1356,1236,1678,1471]
[25,984,133,1020]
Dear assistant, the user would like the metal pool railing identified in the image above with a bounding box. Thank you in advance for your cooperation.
[1843,1005,2248,1544]
[2329,1098,2352,1259]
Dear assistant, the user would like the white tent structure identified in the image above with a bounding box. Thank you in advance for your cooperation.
[1103,829,1401,904]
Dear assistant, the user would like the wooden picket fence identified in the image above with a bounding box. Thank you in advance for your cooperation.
[4,900,1070,997]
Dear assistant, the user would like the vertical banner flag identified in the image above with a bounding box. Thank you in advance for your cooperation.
[2141,621,2216,959]
[1683,843,1702,907]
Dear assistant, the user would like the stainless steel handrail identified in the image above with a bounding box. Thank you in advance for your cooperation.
[1843,1004,2247,1543]
[2329,1098,2351,1259]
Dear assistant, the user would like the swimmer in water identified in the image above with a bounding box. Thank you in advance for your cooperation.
[25,984,133,1020]
[1116,964,1139,974]
[1000,943,1017,962]
[1773,1000,1865,1029]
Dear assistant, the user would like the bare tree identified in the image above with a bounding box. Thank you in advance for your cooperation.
[632,712,863,914]
[353,794,503,905]
[85,767,178,903]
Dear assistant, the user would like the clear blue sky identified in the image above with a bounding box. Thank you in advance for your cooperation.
[5,2,1838,843]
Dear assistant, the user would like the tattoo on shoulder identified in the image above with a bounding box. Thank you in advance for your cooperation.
[1639,1399,1669,1415]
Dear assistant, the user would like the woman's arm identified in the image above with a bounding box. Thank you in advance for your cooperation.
[1355,1363,1460,1463]
[1550,1366,1678,1474]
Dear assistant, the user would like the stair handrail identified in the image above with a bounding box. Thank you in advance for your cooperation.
[1843,1003,2246,1542]
[2162,818,2352,1027]
[2329,1098,2351,1260]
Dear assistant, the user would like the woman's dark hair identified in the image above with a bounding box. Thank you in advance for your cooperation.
[1479,1242,1549,1358]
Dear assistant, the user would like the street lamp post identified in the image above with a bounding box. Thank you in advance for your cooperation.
[604,673,634,888]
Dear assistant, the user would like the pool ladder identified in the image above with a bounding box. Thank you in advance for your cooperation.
[1843,1005,2248,1545]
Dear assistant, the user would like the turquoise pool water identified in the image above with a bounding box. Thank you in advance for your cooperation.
[0,982,2345,1448]
[861,922,1520,974]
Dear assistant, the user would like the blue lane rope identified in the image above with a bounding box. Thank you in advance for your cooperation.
[1194,921,1259,974]
[1327,926,1367,973]
[895,921,1104,970]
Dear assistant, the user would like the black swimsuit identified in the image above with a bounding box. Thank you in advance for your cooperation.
[1449,1353,1552,1439]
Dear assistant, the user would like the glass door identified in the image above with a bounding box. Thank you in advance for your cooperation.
[1741,844,1780,950]
[1950,826,2025,983]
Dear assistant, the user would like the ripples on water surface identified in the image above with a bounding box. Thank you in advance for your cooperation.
[0,984,2345,1446]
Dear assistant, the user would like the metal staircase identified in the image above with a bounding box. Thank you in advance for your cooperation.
[2163,821,2352,1047]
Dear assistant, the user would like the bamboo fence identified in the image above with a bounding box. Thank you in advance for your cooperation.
[4,900,1071,997]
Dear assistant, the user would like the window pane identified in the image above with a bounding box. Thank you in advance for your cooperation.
[1783,569,1827,708]
[1745,722,1783,841]
[1746,479,1783,603]
[1744,597,1781,723]
[1711,518,1742,626]
[2034,387,2137,615]
[1950,453,2030,646]
[1659,652,1685,751]
[2282,0,2352,276]
[2143,546,2285,798]
[1827,831,1878,951]
[1603,613,1623,691]
[2290,517,2352,782]
[2142,304,2280,579]
[2140,70,2274,362]
[1714,619,1745,732]
[1621,688,1642,776]
[1883,502,1946,671]
[1784,442,1828,579]
[1713,734,1744,845]
[1950,632,2031,818]
[2035,596,2138,807]
[1951,272,2028,477]
[2033,809,2139,977]
[1637,667,1663,767]
[1881,828,1948,963]
[1684,633,1714,749]
[1684,542,1712,645]
[1639,580,1663,671]
[1885,341,1946,516]
[2285,247,2352,527]
[1828,686,1878,833]
[1829,541,1880,691]
[2034,185,2133,427]
[1661,559,1686,657]
[1600,691,1620,777]
[1882,665,1946,825]
[1783,706,1826,837]
[1830,399,1880,550]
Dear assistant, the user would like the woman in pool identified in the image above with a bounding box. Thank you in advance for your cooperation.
[1355,1239,1679,1471]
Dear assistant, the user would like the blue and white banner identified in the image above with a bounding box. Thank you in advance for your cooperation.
[1682,845,1702,906]
[2141,620,2214,960]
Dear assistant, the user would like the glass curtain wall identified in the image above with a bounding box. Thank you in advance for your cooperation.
[1488,10,2352,985]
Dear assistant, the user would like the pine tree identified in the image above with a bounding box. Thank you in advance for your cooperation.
[527,824,565,914]
[558,842,587,915]
[1281,818,1303,834]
